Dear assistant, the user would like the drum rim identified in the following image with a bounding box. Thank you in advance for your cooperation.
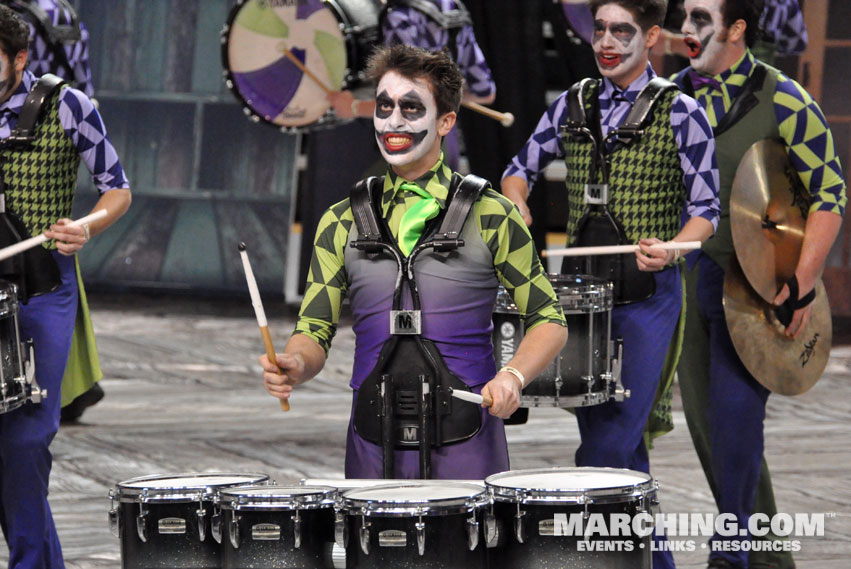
[218,484,338,510]
[485,467,656,504]
[341,482,490,517]
[114,472,270,502]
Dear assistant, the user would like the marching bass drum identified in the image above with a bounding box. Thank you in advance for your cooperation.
[222,0,381,131]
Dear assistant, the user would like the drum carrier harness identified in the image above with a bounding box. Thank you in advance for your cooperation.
[560,77,680,305]
[0,73,66,302]
[349,172,488,479]
[380,0,472,62]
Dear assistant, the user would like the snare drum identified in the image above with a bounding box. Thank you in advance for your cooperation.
[522,274,622,407]
[0,281,39,413]
[217,485,337,569]
[484,467,657,569]
[338,481,489,568]
[109,472,270,569]
[222,0,381,130]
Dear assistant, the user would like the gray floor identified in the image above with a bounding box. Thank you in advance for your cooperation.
[0,294,848,568]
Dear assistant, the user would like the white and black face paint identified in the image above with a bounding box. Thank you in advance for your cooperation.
[374,71,440,168]
[592,4,647,88]
[682,0,727,75]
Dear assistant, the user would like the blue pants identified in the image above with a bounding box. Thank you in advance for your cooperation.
[345,386,510,479]
[690,255,770,568]
[0,252,77,569]
[575,267,682,569]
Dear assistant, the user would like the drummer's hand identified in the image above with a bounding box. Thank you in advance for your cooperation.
[260,353,304,401]
[44,218,87,255]
[328,90,357,119]
[481,373,521,419]
[635,238,672,272]
[772,280,814,339]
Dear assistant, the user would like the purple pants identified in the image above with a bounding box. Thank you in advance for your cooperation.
[345,386,509,479]
[0,251,77,569]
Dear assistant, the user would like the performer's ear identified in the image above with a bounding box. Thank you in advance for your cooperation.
[14,49,27,73]
[438,111,456,137]
[645,25,661,50]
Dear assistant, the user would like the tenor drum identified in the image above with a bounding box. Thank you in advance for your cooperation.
[109,472,270,569]
[218,485,338,569]
[222,0,381,130]
[338,481,489,568]
[521,274,621,408]
[0,281,39,413]
[484,467,657,569]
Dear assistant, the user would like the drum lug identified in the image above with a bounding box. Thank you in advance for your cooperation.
[514,505,526,544]
[359,518,371,555]
[229,513,241,549]
[335,511,348,549]
[211,510,222,544]
[554,376,563,406]
[416,518,426,556]
[24,341,46,403]
[293,509,302,549]
[484,510,498,547]
[467,515,479,550]
[196,503,207,542]
[136,502,148,543]
[108,489,119,538]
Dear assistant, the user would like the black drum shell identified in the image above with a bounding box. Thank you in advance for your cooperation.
[221,507,336,569]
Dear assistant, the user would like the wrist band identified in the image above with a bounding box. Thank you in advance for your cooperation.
[83,223,91,241]
[499,366,525,388]
[350,99,360,117]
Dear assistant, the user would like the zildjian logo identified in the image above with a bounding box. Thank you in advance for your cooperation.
[799,333,819,367]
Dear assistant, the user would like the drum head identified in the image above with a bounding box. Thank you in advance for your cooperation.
[115,472,269,502]
[342,481,488,516]
[549,273,613,313]
[486,467,654,504]
[222,0,346,129]
[218,484,336,510]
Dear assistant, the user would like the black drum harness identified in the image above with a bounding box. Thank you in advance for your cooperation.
[349,173,488,479]
[560,77,679,305]
[0,73,66,302]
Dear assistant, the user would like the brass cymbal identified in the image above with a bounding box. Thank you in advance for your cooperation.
[730,138,808,302]
[723,258,831,395]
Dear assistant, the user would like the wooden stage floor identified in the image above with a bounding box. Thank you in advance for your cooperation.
[0,294,848,568]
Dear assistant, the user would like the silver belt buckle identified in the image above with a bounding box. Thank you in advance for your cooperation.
[390,310,421,335]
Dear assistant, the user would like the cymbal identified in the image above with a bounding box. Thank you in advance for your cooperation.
[730,138,808,302]
[723,258,831,395]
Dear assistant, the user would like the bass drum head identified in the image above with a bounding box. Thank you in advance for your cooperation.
[222,0,347,129]
[486,467,654,504]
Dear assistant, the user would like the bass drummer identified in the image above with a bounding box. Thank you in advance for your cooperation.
[500,1,719,567]
[261,45,566,480]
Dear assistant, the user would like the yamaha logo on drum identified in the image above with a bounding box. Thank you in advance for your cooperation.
[500,321,516,339]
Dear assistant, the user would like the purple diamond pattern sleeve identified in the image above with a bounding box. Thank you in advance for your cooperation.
[382,0,495,98]
[58,86,129,194]
[760,0,808,57]
[671,93,721,228]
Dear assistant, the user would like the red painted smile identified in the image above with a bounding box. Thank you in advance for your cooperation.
[598,52,623,68]
[684,37,702,58]
[381,133,413,152]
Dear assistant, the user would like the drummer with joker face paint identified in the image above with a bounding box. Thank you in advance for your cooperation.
[501,2,720,568]
[261,45,566,480]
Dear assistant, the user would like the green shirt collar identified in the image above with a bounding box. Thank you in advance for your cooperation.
[381,153,453,218]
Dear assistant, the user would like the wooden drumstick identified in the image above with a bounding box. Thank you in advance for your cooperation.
[542,241,702,258]
[282,48,333,95]
[462,101,515,127]
[238,243,290,412]
[0,209,108,262]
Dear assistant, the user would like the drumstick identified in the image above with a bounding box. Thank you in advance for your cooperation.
[449,387,494,407]
[462,101,515,127]
[282,48,332,95]
[238,243,290,412]
[542,241,702,258]
[0,209,108,262]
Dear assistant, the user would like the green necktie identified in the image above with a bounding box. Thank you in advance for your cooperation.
[397,182,441,256]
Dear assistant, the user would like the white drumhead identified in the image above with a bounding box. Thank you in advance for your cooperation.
[490,469,650,491]
[346,482,484,502]
[118,473,267,490]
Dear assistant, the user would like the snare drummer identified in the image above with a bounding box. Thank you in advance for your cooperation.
[501,1,719,567]
[0,6,131,568]
[262,45,566,480]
